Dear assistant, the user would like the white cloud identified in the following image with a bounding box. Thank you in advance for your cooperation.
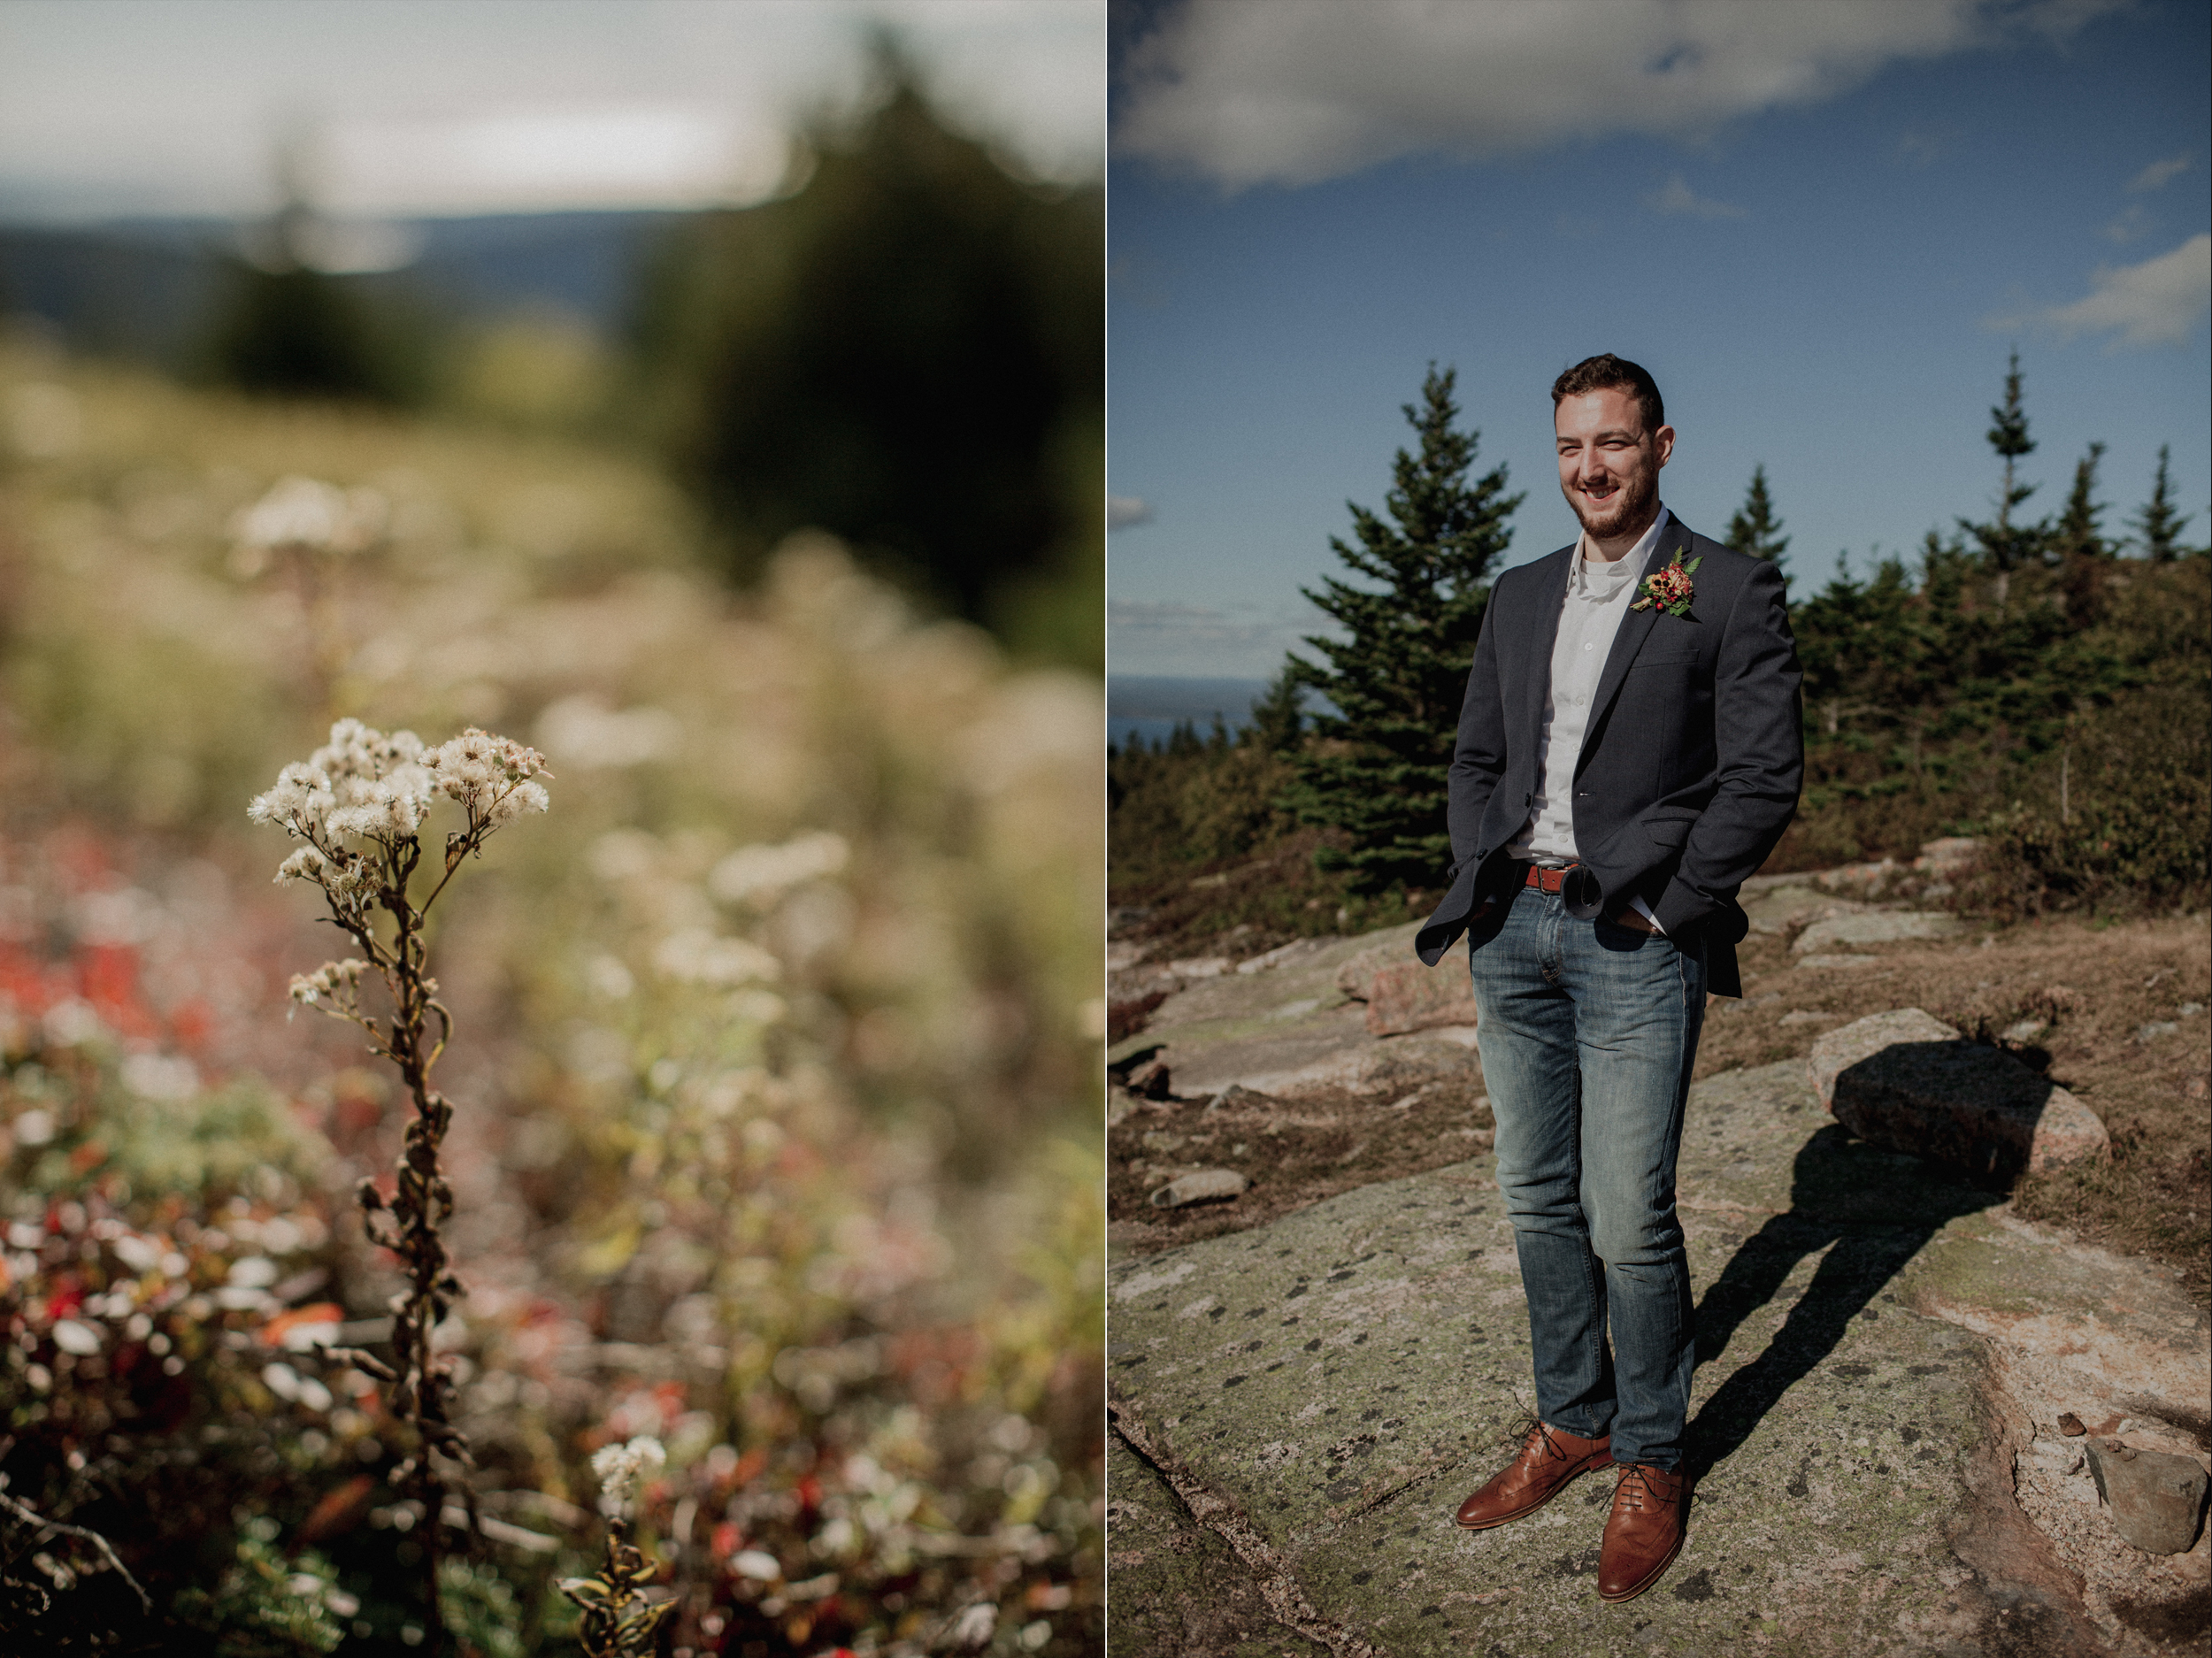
[1108,495,1155,530]
[317,108,794,217]
[2101,203,2153,244]
[1116,0,2124,189]
[1647,172,1747,219]
[1995,234,2212,350]
[2127,151,2192,194]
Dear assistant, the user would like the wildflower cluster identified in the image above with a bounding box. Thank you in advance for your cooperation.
[250,720,548,864]
[589,1435,667,1521]
[289,957,370,1018]
[0,1184,357,1636]
[251,718,549,1650]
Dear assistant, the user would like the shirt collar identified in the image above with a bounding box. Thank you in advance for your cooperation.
[1571,503,1670,597]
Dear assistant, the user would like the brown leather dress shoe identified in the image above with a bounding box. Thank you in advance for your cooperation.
[1453,1420,1613,1530]
[1597,1463,1690,1601]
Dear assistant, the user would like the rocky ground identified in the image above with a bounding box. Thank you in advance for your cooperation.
[1105,871,2210,1655]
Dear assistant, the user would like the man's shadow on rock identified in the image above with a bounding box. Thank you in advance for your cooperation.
[1683,1108,2012,1485]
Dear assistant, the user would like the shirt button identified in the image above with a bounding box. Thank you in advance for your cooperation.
[1584,641,1594,650]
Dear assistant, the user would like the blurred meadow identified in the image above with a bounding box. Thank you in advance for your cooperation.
[0,12,1103,1654]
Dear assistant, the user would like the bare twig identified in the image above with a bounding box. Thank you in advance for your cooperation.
[0,1488,152,1615]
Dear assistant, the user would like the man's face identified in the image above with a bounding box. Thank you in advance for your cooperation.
[1555,387,1673,544]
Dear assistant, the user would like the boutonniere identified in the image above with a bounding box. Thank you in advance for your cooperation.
[1631,546,1701,618]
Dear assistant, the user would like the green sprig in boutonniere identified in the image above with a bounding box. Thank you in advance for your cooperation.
[1631,546,1701,618]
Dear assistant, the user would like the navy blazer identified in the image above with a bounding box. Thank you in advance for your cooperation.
[1413,521,1802,998]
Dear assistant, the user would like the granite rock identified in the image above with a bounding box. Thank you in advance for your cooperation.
[1333,944,1398,999]
[1148,1167,1249,1209]
[1362,961,1481,1037]
[1809,1009,2108,1182]
[1742,885,1869,937]
[2085,1438,2208,1554]
[1793,912,1966,954]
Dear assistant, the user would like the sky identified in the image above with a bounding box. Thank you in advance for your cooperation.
[0,0,1103,222]
[1106,0,2212,679]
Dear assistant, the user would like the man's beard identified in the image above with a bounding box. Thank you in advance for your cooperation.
[1564,464,1659,542]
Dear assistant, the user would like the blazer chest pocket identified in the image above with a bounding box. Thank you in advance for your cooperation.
[1628,649,1701,672]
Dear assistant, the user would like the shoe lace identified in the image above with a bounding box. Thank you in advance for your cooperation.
[1613,1464,1680,1511]
[1501,1409,1576,1465]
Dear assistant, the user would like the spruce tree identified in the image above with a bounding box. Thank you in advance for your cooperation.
[1724,464,1790,572]
[2053,442,2108,559]
[1986,349,2037,529]
[1245,664,1305,753]
[1969,349,2041,610]
[1284,365,1522,894]
[2053,441,2110,624]
[2130,444,2191,562]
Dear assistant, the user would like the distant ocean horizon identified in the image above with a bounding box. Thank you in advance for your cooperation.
[1106,675,1268,750]
[1107,674,1340,750]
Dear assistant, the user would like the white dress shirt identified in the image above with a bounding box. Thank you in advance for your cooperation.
[1510,505,1671,931]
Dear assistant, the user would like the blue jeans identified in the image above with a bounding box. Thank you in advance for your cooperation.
[1465,883,1707,1470]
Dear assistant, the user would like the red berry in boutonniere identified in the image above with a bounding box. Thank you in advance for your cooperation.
[1632,546,1702,618]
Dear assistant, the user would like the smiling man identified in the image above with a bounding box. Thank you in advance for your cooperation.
[1413,354,1802,1602]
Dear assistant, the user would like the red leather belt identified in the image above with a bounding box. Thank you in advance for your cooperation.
[1522,863,1578,894]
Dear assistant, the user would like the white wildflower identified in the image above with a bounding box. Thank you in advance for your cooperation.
[589,1434,666,1519]
[324,776,428,841]
[274,847,328,886]
[708,832,849,907]
[534,695,681,769]
[652,930,780,986]
[231,476,386,570]
[119,1052,198,1101]
[50,1319,102,1357]
[289,959,369,1011]
[424,727,549,818]
[321,854,375,906]
[488,779,549,825]
[948,1603,998,1650]
[247,762,334,833]
[311,720,428,790]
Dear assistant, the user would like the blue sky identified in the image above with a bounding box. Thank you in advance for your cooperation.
[1107,0,2211,678]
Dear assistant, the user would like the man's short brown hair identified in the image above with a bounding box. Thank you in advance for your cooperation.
[1552,354,1664,435]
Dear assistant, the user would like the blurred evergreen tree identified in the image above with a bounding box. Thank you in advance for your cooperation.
[2130,443,2192,562]
[1284,365,1521,894]
[204,258,391,402]
[632,46,1102,659]
[1724,463,1790,574]
[201,198,432,405]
